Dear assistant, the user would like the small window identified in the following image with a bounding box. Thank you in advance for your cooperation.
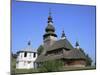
[33,53,36,57]
[24,52,27,57]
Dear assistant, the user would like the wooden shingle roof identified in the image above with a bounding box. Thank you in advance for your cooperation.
[35,38,87,63]
[35,48,86,62]
[46,38,74,51]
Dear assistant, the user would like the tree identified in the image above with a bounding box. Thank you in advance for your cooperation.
[39,60,64,72]
[37,45,44,55]
[11,54,16,75]
[86,54,92,66]
[80,48,92,66]
[80,48,86,55]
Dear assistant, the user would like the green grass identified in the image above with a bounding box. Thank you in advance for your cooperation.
[11,57,16,75]
[15,69,39,74]
[12,66,96,74]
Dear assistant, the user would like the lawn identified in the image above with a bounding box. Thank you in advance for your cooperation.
[11,66,96,74]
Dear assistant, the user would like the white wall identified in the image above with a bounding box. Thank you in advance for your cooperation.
[16,52,37,69]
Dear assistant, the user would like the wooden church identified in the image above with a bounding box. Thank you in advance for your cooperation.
[35,11,89,67]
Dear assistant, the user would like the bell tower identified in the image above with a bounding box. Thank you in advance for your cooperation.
[43,9,57,49]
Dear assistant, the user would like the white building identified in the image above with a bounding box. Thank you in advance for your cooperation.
[16,41,37,69]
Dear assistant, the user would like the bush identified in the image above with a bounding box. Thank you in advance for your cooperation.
[39,60,64,72]
[37,45,44,55]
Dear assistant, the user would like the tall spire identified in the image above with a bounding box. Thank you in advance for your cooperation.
[48,8,53,23]
[49,8,51,17]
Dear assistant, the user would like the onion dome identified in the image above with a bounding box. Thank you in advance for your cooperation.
[45,9,55,32]
[61,30,66,38]
[75,41,79,47]
[45,23,55,32]
[48,16,53,23]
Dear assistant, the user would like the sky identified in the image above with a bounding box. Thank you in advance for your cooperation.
[12,0,96,63]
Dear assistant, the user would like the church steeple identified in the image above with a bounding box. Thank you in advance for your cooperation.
[48,8,53,23]
[43,9,57,40]
[43,9,57,49]
[61,30,66,39]
[75,41,80,49]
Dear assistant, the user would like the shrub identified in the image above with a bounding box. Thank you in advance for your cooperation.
[39,60,64,72]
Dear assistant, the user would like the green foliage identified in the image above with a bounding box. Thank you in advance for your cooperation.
[37,45,44,55]
[39,60,64,72]
[80,48,86,55]
[11,55,16,75]
[86,54,92,66]
[61,66,96,71]
[80,48,92,66]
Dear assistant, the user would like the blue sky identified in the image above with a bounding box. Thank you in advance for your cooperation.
[12,0,96,63]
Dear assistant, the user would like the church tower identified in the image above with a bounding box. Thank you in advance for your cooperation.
[43,10,57,49]
[75,41,80,49]
[61,30,66,39]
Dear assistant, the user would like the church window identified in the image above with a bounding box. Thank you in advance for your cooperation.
[24,52,27,57]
